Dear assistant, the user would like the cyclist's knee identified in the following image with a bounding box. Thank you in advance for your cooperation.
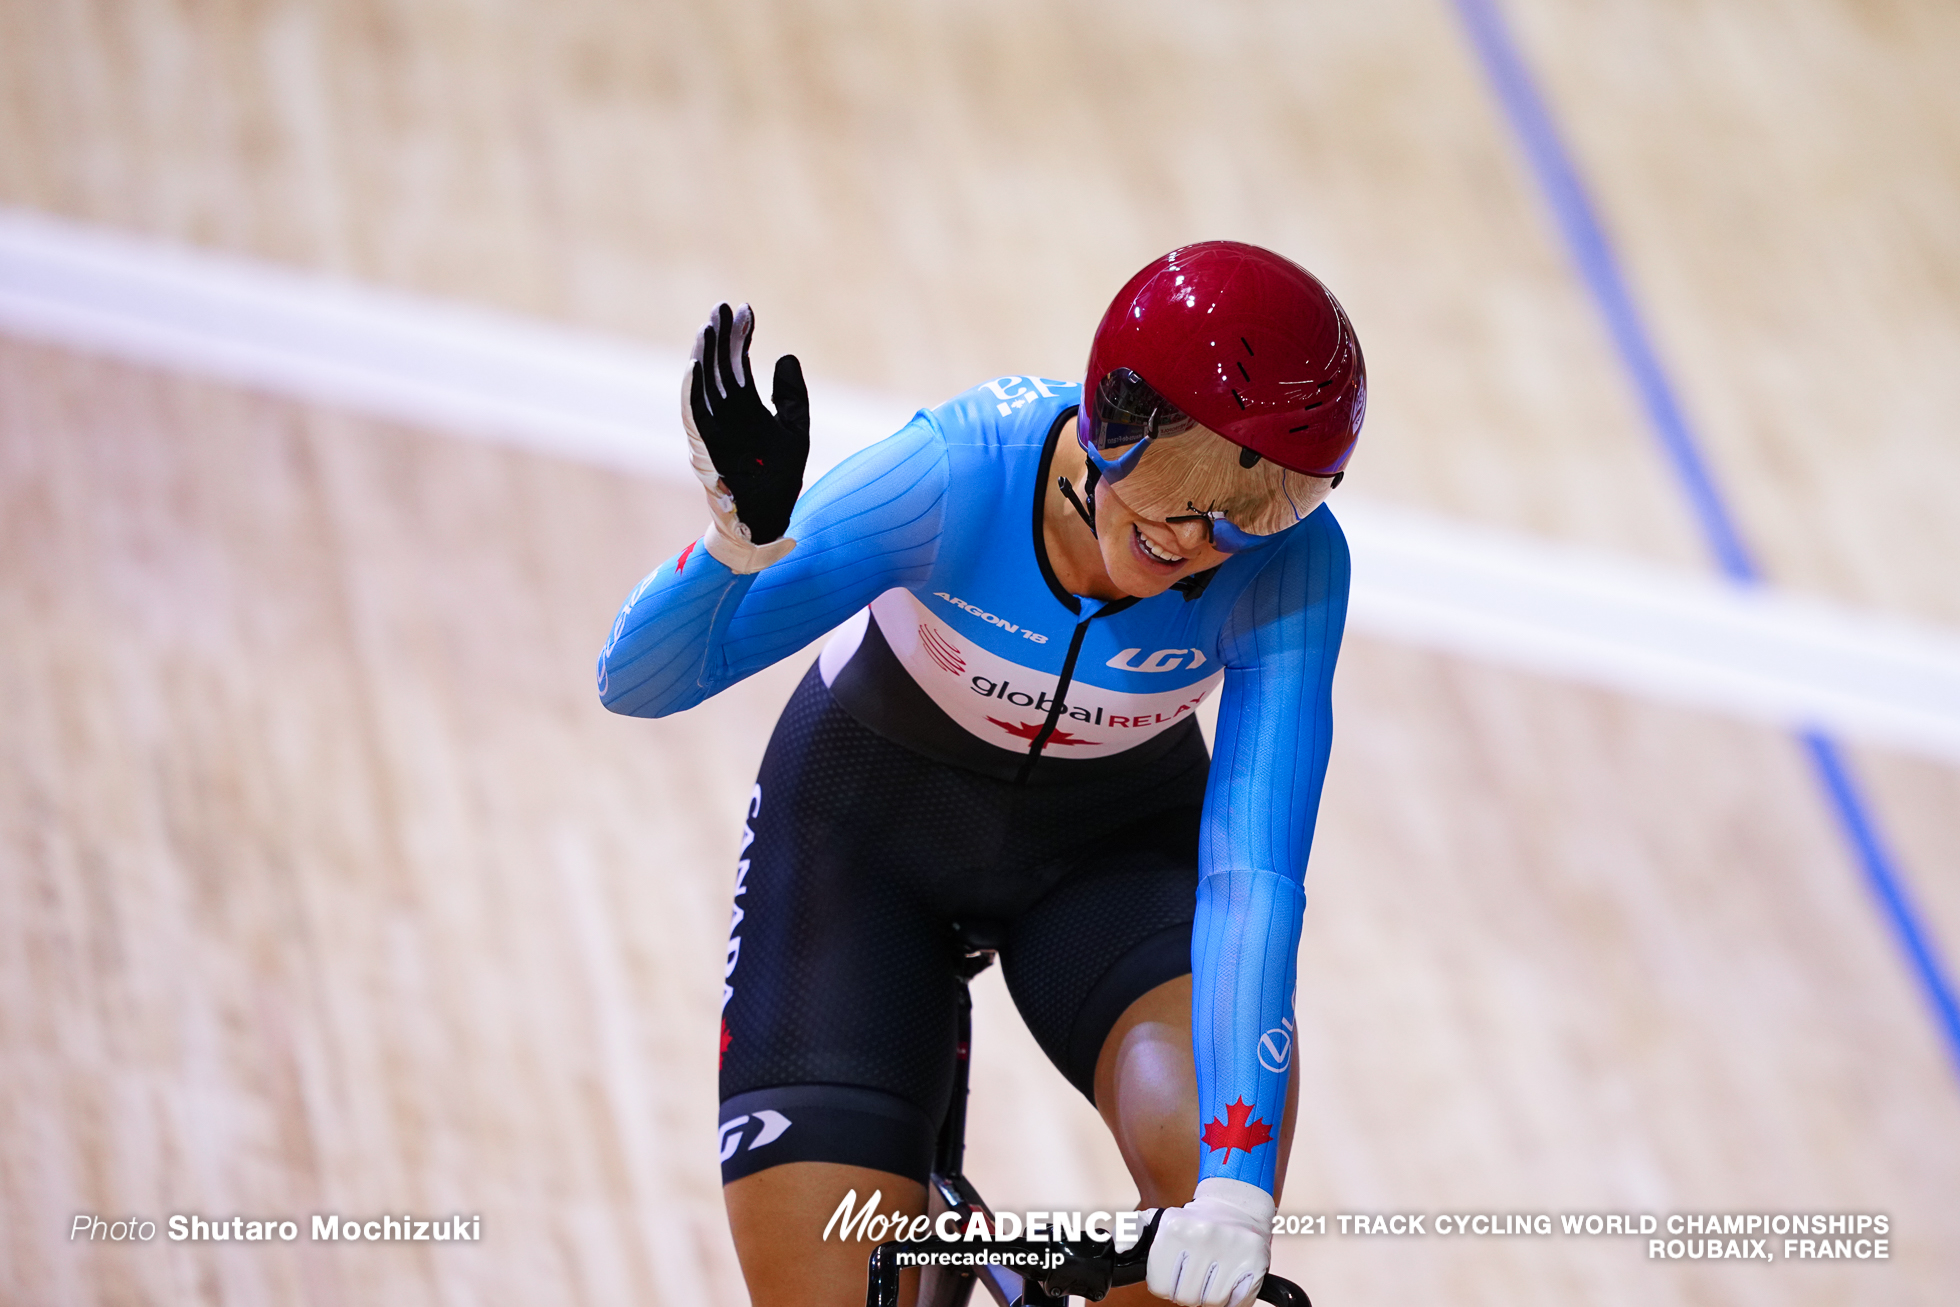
[1094,976,1200,1206]
[725,1162,927,1307]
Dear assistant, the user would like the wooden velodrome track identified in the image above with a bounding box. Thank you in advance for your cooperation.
[3,1,1957,1304]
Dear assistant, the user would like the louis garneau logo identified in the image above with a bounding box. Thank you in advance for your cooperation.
[1106,647,1208,673]
[719,1109,792,1161]
[1259,1016,1294,1073]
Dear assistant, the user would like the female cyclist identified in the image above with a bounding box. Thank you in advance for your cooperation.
[598,242,1363,1307]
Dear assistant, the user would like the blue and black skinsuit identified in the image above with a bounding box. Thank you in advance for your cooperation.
[599,376,1349,1198]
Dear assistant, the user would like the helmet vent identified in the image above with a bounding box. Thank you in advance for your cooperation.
[1240,337,1255,355]
[1236,361,1252,381]
[1230,388,1246,410]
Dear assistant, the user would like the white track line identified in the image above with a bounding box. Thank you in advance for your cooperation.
[1339,500,1960,760]
[6,205,1960,763]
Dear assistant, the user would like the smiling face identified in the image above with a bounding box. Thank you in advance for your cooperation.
[1045,420,1225,602]
[1091,477,1232,599]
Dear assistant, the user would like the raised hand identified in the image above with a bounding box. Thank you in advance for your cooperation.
[682,302,810,571]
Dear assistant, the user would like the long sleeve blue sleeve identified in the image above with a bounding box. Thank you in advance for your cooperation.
[597,420,948,717]
[1191,507,1350,1194]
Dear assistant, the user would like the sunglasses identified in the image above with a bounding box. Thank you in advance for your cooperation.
[1080,369,1310,553]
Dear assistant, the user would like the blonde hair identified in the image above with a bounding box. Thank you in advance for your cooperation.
[1110,425,1333,537]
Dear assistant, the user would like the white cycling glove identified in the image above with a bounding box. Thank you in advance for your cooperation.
[1145,1177,1275,1307]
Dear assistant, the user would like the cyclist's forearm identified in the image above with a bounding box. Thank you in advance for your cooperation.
[597,422,948,717]
[1191,868,1305,1196]
[596,542,765,717]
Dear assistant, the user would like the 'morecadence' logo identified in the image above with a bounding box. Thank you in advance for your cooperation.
[822,1189,1144,1246]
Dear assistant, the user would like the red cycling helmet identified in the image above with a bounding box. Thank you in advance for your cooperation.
[1083,242,1366,478]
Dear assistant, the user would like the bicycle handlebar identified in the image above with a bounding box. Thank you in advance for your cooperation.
[1253,1272,1313,1306]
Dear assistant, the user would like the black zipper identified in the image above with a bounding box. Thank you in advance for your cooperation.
[1018,405,1138,784]
[1014,597,1137,785]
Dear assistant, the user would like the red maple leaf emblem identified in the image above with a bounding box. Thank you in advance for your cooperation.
[719,1019,733,1066]
[985,717,1098,746]
[1200,1099,1274,1160]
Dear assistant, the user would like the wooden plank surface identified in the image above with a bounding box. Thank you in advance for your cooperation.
[2,2,1956,1304]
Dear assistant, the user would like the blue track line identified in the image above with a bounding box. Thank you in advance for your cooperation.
[1453,0,1960,1079]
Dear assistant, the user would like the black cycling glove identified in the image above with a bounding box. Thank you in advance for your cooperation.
[683,303,809,558]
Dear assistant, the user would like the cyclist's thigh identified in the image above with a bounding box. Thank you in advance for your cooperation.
[998,802,1203,1103]
[718,667,1005,1185]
